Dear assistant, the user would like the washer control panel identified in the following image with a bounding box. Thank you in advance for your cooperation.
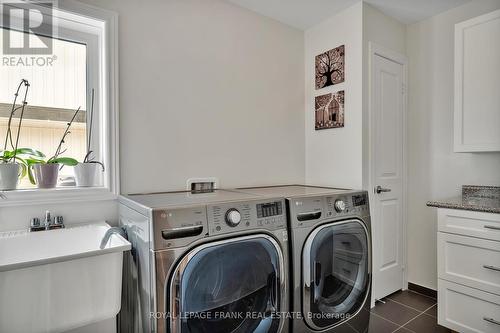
[208,198,286,235]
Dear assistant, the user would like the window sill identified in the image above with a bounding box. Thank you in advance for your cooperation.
[0,187,117,207]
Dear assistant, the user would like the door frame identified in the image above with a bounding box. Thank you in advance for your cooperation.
[368,42,408,307]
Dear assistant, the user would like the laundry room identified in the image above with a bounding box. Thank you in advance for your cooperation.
[1,0,500,332]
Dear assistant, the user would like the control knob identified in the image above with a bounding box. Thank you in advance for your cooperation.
[225,209,241,227]
[334,200,346,213]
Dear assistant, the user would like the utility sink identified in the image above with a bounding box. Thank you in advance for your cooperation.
[0,222,131,333]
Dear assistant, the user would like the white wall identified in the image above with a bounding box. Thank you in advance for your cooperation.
[406,0,500,289]
[305,2,363,189]
[79,0,305,194]
[362,3,406,56]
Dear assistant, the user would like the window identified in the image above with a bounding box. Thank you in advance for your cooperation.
[0,29,87,188]
[0,1,118,202]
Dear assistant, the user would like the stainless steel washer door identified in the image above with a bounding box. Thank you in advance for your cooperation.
[303,219,370,330]
[169,235,284,333]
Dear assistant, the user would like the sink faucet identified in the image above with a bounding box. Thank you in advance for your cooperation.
[100,227,127,249]
[29,211,65,232]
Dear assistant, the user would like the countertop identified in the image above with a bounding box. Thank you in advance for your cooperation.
[427,185,500,214]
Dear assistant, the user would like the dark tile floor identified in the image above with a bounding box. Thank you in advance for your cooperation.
[365,290,454,333]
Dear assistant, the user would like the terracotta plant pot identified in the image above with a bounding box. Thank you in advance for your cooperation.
[32,163,60,189]
[74,163,103,187]
[0,163,21,190]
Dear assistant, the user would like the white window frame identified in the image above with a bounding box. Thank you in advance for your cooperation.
[0,0,119,206]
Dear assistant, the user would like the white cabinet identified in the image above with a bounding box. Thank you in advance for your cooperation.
[454,9,500,152]
[437,208,500,332]
[438,232,500,295]
[438,280,500,333]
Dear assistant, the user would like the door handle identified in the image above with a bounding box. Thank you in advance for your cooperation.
[483,317,500,326]
[483,265,500,272]
[375,186,391,194]
[484,225,500,231]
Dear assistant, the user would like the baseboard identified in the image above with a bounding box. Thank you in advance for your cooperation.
[408,282,437,299]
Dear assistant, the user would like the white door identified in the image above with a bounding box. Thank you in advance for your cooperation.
[371,51,406,302]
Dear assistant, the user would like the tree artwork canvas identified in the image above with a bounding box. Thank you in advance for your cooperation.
[315,90,345,130]
[315,45,345,89]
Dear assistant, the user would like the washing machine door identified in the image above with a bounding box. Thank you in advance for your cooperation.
[303,219,370,330]
[168,234,284,333]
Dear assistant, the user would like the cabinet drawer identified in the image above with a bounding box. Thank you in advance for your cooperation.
[438,233,500,295]
[438,279,500,333]
[438,209,500,241]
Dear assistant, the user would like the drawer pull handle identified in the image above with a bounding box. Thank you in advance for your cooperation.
[483,317,500,326]
[484,225,500,231]
[483,265,500,272]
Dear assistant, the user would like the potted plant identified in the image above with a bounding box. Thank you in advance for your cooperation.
[74,90,105,187]
[0,148,45,190]
[0,79,44,190]
[27,107,80,189]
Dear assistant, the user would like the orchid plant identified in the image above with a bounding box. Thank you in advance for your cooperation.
[27,107,80,184]
[1,79,45,178]
[82,89,104,170]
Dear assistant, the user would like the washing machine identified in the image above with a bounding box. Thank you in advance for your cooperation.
[118,189,290,333]
[238,186,372,333]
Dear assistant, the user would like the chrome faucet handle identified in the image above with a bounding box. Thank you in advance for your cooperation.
[47,215,65,230]
[30,217,45,232]
[31,217,40,227]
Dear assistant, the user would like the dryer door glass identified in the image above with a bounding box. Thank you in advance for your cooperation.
[169,236,283,333]
[303,220,370,329]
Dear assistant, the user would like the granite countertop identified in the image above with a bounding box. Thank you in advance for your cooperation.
[427,185,500,214]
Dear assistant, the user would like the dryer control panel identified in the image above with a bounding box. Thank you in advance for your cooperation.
[290,191,370,227]
[208,198,287,236]
[325,192,369,218]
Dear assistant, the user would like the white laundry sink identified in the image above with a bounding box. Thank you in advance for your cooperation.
[0,222,131,333]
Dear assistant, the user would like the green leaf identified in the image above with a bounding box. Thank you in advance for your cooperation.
[25,158,46,184]
[2,150,14,158]
[18,163,27,179]
[15,148,45,158]
[49,157,78,166]
[26,160,37,185]
[27,164,36,185]
[26,158,45,165]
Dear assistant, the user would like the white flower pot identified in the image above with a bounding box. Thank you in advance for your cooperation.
[0,163,21,190]
[74,163,103,187]
[32,163,60,189]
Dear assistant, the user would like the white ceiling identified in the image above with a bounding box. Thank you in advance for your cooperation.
[226,0,471,29]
